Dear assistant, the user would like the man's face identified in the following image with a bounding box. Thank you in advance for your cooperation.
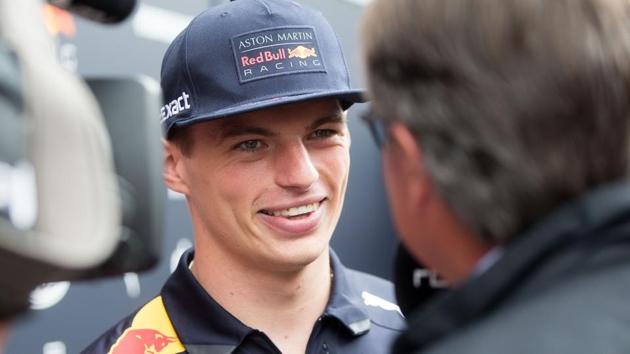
[173,99,350,272]
[380,126,422,261]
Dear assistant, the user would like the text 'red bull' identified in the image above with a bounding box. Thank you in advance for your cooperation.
[241,48,287,67]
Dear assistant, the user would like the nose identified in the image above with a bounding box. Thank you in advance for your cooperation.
[274,140,319,191]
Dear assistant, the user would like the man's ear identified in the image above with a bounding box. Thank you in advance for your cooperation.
[385,123,431,208]
[163,139,190,196]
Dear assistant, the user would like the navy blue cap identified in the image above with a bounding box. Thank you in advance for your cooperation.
[160,0,365,137]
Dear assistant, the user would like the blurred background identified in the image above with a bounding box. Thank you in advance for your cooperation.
[5,0,399,353]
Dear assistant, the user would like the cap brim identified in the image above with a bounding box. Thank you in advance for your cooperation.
[166,89,366,137]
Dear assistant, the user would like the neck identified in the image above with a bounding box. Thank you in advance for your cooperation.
[192,236,332,354]
[420,192,494,285]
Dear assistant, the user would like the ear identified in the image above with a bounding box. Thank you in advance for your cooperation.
[384,123,431,209]
[163,139,190,196]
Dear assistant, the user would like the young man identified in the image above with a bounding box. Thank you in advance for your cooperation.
[83,1,404,353]
[362,0,630,353]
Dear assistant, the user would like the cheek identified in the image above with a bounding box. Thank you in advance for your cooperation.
[186,159,258,214]
[218,163,269,205]
[382,153,401,211]
[382,151,415,242]
[316,147,350,192]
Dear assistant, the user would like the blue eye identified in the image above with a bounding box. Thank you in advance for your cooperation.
[236,140,263,152]
[310,129,336,139]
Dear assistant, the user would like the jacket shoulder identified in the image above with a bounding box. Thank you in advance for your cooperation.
[422,264,630,354]
[81,296,186,354]
[81,311,135,354]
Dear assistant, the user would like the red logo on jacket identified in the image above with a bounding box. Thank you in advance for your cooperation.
[109,329,176,354]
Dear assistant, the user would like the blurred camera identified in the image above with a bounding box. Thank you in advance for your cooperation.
[0,0,163,319]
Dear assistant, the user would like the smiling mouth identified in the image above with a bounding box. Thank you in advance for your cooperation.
[260,199,325,219]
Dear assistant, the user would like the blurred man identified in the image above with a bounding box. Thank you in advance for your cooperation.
[362,0,630,353]
[0,323,7,353]
[83,1,404,353]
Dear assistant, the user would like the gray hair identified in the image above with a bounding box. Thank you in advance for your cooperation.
[362,0,630,243]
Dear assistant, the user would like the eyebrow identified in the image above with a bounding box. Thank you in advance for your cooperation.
[218,125,275,145]
[307,112,346,130]
[217,111,345,144]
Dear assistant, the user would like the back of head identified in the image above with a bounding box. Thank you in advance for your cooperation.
[363,0,630,243]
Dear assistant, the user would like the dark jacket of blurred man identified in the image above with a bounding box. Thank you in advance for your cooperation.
[361,0,630,353]
[82,1,405,353]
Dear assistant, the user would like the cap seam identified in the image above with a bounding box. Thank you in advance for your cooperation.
[183,20,200,111]
[253,0,272,15]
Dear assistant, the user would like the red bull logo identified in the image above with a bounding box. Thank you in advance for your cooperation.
[43,4,76,37]
[232,27,326,82]
[288,46,318,59]
[109,329,176,354]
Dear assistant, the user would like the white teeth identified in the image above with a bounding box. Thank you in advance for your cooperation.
[268,202,320,217]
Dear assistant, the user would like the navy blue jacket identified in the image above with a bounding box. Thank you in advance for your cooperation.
[83,249,405,354]
[394,183,630,354]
